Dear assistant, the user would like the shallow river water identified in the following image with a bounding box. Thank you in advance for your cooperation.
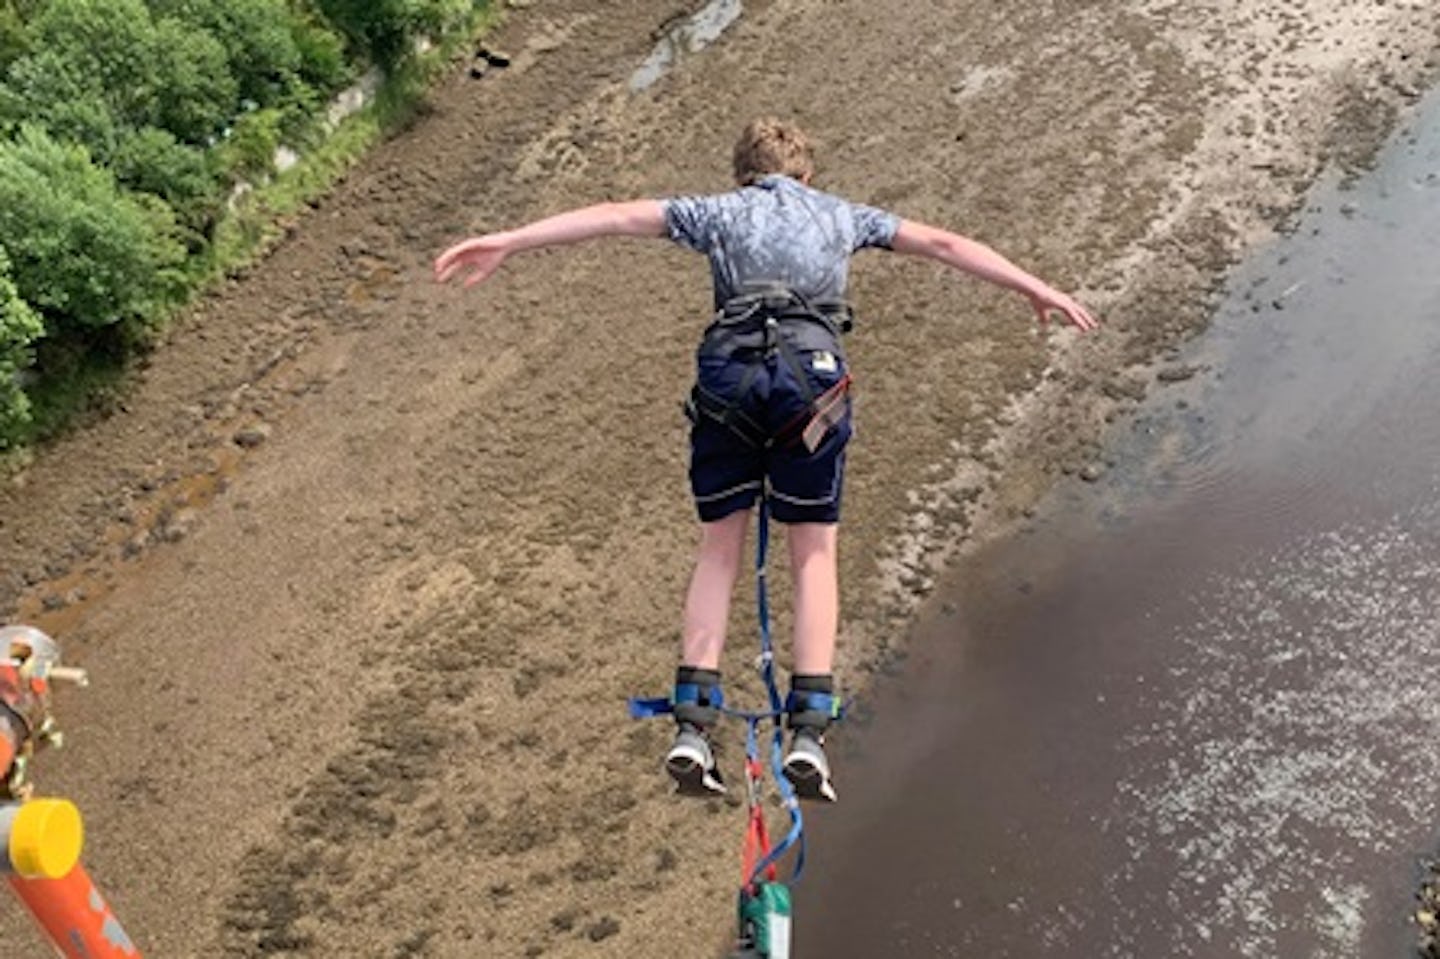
[798,89,1440,957]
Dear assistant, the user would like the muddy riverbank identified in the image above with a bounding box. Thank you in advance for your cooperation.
[1,1,1439,956]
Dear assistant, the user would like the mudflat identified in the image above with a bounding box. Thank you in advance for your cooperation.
[1,1,1437,955]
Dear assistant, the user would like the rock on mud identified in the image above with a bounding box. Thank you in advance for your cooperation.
[233,423,273,448]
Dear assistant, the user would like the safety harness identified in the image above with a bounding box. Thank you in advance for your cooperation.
[685,288,855,454]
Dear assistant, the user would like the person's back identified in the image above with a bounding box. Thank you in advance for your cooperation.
[665,173,898,309]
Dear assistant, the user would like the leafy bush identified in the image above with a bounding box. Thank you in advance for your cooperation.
[314,0,407,72]
[149,16,238,145]
[314,0,472,72]
[21,0,170,133]
[150,0,306,106]
[291,12,352,94]
[6,0,238,146]
[0,246,43,449]
[0,4,29,74]
[0,48,122,160]
[218,106,284,181]
[110,126,220,241]
[0,125,185,346]
[270,81,323,146]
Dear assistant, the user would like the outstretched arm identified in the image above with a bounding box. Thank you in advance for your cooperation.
[891,220,1098,331]
[434,200,668,288]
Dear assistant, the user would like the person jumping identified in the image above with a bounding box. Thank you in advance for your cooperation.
[435,117,1097,803]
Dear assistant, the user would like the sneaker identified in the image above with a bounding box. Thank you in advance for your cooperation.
[665,724,725,797]
[782,729,837,803]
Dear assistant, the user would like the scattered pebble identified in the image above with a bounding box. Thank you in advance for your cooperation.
[122,531,150,558]
[586,917,620,942]
[467,48,511,79]
[1156,364,1201,384]
[157,508,199,544]
[234,423,273,448]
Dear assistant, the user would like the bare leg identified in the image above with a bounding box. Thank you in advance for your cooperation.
[787,522,839,674]
[681,510,751,669]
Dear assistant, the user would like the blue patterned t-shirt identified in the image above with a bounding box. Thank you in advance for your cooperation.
[663,175,899,309]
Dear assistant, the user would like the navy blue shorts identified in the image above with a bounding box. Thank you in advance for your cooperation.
[688,345,853,525]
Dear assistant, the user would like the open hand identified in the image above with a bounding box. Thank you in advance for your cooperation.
[434,234,511,287]
[1028,288,1099,332]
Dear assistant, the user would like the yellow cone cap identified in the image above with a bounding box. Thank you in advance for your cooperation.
[10,799,84,879]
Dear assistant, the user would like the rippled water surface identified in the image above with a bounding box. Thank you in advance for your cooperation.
[799,89,1440,957]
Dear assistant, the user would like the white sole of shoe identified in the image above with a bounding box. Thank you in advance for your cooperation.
[782,753,837,803]
[666,744,725,796]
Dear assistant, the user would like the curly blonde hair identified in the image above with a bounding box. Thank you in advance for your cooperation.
[732,117,815,186]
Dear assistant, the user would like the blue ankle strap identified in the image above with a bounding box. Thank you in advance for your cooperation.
[676,682,724,709]
[627,683,725,719]
[784,690,843,720]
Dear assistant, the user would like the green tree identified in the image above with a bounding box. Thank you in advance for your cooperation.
[0,125,185,346]
[22,0,167,132]
[409,0,473,45]
[290,11,351,94]
[0,3,30,75]
[0,246,43,449]
[111,126,220,241]
[150,15,238,144]
[150,0,305,107]
[314,0,471,73]
[216,106,284,181]
[0,49,122,160]
[6,0,239,146]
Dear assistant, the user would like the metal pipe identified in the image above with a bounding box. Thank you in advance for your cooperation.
[8,864,141,958]
[2,792,140,956]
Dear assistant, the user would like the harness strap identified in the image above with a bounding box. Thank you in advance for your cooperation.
[743,800,776,886]
[783,373,851,453]
[772,326,818,409]
[689,366,852,453]
[716,288,855,334]
[691,287,855,454]
[710,360,769,446]
[705,313,845,357]
[688,383,768,449]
